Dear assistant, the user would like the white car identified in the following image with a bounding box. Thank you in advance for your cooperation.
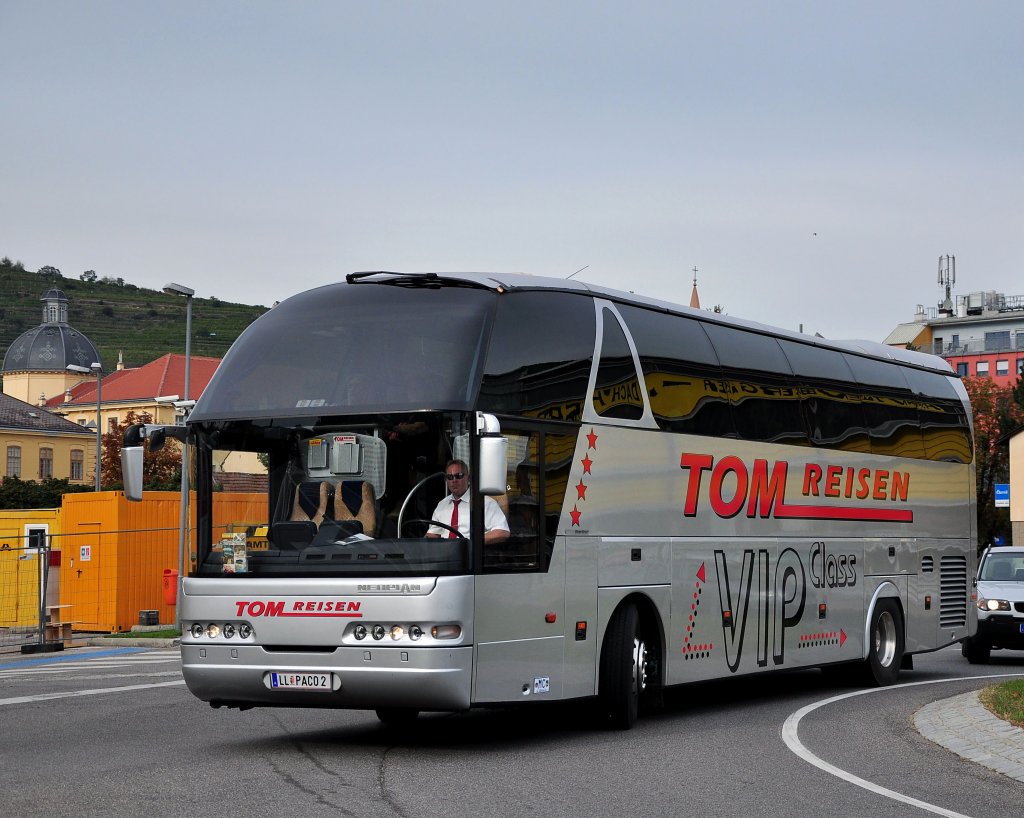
[962,545,1024,664]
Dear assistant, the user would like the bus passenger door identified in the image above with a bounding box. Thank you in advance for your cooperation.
[472,428,574,704]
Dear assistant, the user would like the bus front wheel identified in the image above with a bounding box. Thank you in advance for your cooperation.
[862,599,904,686]
[599,603,649,729]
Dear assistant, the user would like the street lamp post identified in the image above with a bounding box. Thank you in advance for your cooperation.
[66,362,103,491]
[164,282,194,629]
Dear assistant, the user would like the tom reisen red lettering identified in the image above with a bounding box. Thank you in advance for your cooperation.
[679,453,912,523]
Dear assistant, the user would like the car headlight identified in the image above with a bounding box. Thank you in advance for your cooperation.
[978,597,1011,612]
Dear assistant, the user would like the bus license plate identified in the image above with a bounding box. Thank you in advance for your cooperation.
[270,672,332,691]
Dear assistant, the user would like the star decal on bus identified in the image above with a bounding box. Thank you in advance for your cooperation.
[570,506,582,526]
[581,454,593,474]
[576,479,587,500]
[586,429,598,449]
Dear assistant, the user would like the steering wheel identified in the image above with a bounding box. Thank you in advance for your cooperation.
[399,519,466,539]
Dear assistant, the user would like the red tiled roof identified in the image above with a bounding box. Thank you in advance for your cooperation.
[49,353,220,409]
[215,472,269,493]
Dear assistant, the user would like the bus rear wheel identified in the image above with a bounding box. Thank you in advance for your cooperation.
[599,603,650,729]
[861,599,904,686]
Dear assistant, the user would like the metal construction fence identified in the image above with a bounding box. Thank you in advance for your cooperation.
[0,525,179,655]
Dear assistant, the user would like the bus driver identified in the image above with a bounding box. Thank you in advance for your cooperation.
[426,459,510,543]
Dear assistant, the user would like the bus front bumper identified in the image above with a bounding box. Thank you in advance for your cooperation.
[180,643,473,711]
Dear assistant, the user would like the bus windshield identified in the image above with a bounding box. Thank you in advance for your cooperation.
[193,411,481,578]
[192,281,496,422]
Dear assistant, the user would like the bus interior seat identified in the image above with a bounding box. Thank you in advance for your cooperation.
[334,480,377,536]
[291,481,330,526]
[270,520,317,550]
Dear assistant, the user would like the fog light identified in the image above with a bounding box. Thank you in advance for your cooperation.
[372,624,386,640]
[190,623,204,639]
[353,624,367,640]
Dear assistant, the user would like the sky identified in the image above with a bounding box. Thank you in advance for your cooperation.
[1,1,1021,343]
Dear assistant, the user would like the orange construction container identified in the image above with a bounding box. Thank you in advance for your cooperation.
[59,491,264,632]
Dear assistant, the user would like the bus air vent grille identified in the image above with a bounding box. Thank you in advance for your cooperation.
[939,555,968,628]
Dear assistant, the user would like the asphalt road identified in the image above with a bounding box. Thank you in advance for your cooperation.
[1,645,1022,818]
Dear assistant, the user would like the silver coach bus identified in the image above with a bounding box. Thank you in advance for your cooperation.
[122,272,976,728]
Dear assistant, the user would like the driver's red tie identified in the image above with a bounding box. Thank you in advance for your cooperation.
[449,498,460,539]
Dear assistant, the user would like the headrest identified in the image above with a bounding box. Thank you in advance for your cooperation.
[296,482,324,517]
[339,481,365,516]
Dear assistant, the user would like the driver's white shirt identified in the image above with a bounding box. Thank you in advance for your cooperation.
[427,493,509,538]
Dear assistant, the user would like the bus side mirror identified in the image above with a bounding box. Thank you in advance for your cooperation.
[122,423,146,501]
[477,413,507,496]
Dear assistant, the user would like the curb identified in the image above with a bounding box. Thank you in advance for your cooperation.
[916,690,1024,783]
[84,637,180,649]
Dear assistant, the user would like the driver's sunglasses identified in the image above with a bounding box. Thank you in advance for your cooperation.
[445,472,466,480]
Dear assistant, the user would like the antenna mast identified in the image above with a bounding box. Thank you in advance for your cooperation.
[937,254,955,314]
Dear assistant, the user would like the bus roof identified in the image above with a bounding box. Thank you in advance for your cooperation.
[341,271,954,376]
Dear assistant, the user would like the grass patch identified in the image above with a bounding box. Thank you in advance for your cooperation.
[105,629,181,639]
[979,680,1024,729]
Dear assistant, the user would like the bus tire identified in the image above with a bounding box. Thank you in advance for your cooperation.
[962,637,991,665]
[375,707,419,725]
[861,599,904,686]
[599,603,649,729]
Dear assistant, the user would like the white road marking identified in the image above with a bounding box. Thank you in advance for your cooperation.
[0,654,179,678]
[781,673,1024,818]
[0,679,186,706]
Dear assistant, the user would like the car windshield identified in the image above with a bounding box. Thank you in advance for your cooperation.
[980,554,1024,582]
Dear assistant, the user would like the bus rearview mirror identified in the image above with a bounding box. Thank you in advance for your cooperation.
[478,436,508,495]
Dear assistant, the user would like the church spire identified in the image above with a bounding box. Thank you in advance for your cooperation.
[689,266,701,309]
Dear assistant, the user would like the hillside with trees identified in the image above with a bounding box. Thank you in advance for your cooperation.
[0,256,269,370]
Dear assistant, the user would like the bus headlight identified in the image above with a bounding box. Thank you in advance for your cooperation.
[206,624,221,639]
[389,625,405,640]
[238,623,253,639]
[353,624,368,640]
[190,623,205,639]
[223,623,236,639]
[372,624,386,640]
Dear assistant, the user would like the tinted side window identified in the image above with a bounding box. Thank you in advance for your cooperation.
[618,305,735,437]
[592,309,644,420]
[844,355,925,459]
[901,368,973,463]
[779,340,870,453]
[479,292,595,423]
[702,323,808,445]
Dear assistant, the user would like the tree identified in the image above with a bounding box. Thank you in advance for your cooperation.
[0,476,91,510]
[37,265,62,279]
[962,376,1024,551]
[80,270,97,282]
[100,410,182,490]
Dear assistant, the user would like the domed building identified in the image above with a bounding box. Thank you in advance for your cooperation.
[1,287,103,405]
